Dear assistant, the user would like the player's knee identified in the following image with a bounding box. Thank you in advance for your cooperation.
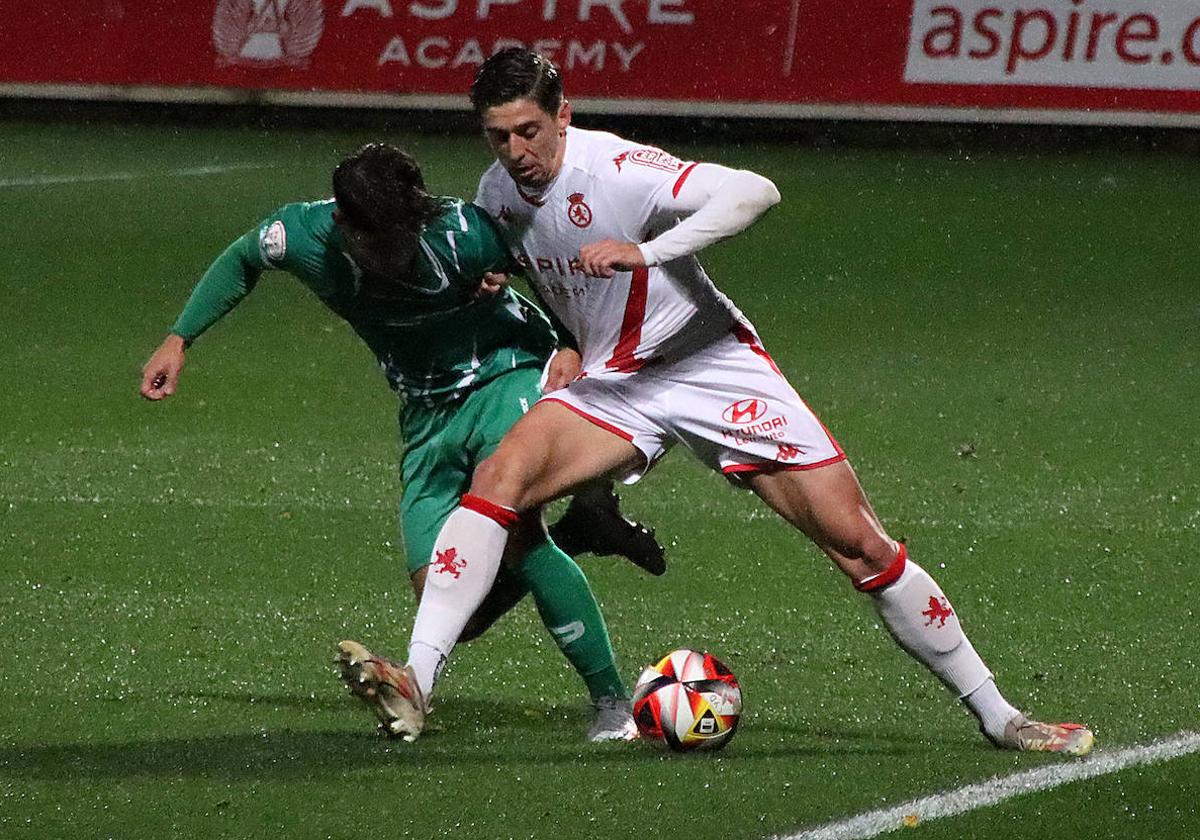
[468,454,508,497]
[469,451,534,508]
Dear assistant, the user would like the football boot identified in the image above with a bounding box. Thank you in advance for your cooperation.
[550,486,666,576]
[587,695,639,742]
[988,714,1094,756]
[335,640,427,742]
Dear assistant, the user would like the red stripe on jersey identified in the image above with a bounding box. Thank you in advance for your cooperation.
[459,494,520,529]
[731,322,783,376]
[540,397,635,443]
[672,163,699,199]
[605,266,650,373]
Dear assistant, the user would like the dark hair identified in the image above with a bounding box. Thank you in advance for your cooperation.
[470,47,563,116]
[332,143,443,236]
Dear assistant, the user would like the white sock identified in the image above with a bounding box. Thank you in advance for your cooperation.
[868,557,992,697]
[407,642,447,702]
[964,677,1021,741]
[407,500,514,698]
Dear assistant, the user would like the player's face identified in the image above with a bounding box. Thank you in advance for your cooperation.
[480,98,571,190]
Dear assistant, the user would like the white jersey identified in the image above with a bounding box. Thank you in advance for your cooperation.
[475,127,743,376]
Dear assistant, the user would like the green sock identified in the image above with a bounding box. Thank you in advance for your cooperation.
[519,539,627,701]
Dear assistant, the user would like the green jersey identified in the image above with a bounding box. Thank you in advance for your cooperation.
[171,198,556,404]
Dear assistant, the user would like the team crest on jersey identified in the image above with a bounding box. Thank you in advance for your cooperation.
[259,220,287,263]
[497,204,514,224]
[613,148,687,174]
[212,0,324,68]
[567,193,593,228]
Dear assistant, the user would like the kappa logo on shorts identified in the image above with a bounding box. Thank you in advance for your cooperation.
[776,443,801,461]
[722,398,768,425]
[567,193,593,228]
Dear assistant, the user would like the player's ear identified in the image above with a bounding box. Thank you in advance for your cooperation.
[557,99,572,135]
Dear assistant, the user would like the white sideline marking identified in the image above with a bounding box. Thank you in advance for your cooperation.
[0,162,270,188]
[776,731,1200,840]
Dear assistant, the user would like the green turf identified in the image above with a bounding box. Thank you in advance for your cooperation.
[1,118,1196,839]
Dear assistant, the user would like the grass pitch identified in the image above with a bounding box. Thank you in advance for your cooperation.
[0,117,1197,839]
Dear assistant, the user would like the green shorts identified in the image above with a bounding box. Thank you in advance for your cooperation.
[397,365,541,575]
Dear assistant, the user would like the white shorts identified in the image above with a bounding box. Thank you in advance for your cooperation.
[540,324,845,484]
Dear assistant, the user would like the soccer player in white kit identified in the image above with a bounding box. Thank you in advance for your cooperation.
[373,48,1094,753]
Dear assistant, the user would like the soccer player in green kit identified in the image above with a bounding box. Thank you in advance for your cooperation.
[139,143,653,741]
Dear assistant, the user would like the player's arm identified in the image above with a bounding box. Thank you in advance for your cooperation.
[579,163,781,278]
[140,228,267,400]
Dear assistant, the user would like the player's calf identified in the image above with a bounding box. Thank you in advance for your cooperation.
[857,545,993,697]
[859,548,1095,755]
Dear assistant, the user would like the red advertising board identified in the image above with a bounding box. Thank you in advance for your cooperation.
[4,1,1200,125]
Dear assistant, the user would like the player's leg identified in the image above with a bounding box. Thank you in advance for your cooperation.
[395,374,647,740]
[460,372,636,730]
[549,481,666,576]
[518,532,637,741]
[748,462,1093,755]
[408,513,631,715]
[406,399,644,709]
[338,386,542,737]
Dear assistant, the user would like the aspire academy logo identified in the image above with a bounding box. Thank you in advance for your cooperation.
[722,398,768,425]
[213,0,324,68]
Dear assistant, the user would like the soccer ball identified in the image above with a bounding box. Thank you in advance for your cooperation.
[632,649,742,751]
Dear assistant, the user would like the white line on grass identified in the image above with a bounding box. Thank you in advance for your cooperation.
[774,731,1200,840]
[0,162,271,188]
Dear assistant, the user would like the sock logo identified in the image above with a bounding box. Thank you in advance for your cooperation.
[432,547,466,579]
[922,595,954,627]
[550,620,585,645]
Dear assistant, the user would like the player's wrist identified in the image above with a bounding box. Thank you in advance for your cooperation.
[637,242,659,267]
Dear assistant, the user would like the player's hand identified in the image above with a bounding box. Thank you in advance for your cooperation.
[475,271,511,298]
[140,334,187,401]
[544,347,582,392]
[579,240,646,278]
